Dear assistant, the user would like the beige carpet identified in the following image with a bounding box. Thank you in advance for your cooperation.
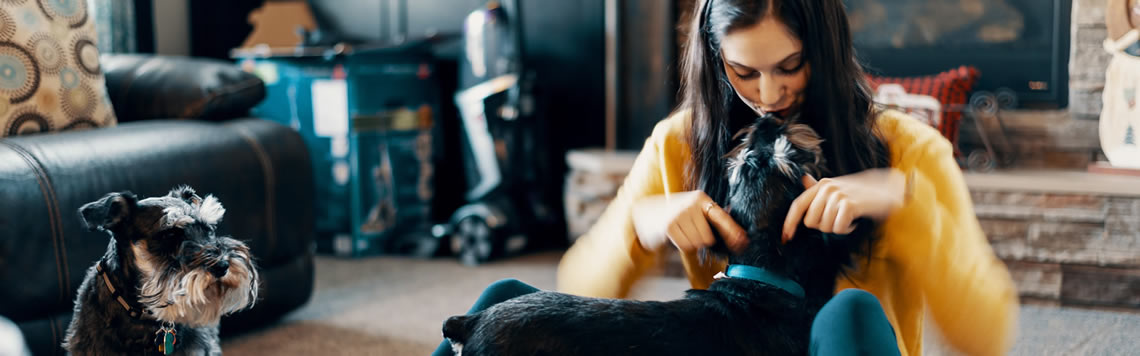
[221,251,1140,356]
[220,252,690,356]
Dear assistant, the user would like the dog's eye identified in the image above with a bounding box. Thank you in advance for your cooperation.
[161,230,182,239]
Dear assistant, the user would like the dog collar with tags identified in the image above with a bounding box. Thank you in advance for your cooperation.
[97,260,179,355]
[154,322,178,355]
[96,260,154,319]
[721,264,805,298]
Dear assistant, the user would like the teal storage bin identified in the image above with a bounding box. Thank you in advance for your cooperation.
[236,43,442,257]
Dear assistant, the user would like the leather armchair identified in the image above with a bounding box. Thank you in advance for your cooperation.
[0,55,317,356]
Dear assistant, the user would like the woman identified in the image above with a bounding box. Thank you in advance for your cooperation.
[435,0,1018,355]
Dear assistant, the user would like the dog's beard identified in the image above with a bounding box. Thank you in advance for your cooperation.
[448,339,463,356]
[135,243,259,327]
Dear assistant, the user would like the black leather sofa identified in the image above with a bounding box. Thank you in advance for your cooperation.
[0,55,317,355]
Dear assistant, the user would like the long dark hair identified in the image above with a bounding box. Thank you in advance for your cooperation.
[680,0,890,204]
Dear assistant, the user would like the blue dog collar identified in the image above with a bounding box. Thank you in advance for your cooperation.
[723,264,805,298]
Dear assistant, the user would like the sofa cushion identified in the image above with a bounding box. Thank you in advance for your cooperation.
[101,54,267,122]
[0,0,118,137]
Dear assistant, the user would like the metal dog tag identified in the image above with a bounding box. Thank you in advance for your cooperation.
[154,324,177,355]
[163,330,176,355]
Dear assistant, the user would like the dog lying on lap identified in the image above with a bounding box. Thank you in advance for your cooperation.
[442,115,875,355]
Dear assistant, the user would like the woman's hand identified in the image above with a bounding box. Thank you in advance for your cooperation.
[782,168,907,242]
[632,191,749,253]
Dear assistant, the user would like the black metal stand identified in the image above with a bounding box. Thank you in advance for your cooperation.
[960,88,1019,172]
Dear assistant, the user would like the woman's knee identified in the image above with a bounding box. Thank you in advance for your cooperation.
[471,278,540,312]
[829,289,885,315]
[484,278,537,296]
[814,289,888,330]
[811,289,899,356]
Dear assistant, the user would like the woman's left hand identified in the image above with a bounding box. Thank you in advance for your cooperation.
[781,168,907,242]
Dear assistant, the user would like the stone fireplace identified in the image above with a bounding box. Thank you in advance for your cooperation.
[953,0,1111,170]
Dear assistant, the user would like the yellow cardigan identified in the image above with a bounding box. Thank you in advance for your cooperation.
[556,109,1019,356]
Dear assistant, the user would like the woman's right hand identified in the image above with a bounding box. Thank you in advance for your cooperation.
[632,191,749,253]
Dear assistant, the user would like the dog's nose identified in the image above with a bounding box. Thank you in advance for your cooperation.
[209,260,229,278]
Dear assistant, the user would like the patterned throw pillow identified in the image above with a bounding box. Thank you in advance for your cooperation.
[0,0,117,137]
[868,65,981,152]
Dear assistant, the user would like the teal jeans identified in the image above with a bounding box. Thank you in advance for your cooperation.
[432,279,900,356]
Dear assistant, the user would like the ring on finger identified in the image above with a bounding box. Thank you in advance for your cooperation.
[703,201,718,214]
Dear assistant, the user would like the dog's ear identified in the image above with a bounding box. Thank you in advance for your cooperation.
[169,185,202,206]
[442,315,473,345]
[79,192,138,232]
[197,194,226,226]
[784,124,823,157]
[784,123,825,176]
[168,185,224,225]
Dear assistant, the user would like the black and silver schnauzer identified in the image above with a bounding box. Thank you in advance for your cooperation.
[63,186,259,356]
[442,115,874,355]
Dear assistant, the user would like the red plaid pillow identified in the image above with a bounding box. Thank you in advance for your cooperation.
[868,66,981,151]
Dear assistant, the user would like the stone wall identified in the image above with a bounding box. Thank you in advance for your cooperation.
[973,189,1140,308]
[563,149,639,240]
[1070,0,1113,120]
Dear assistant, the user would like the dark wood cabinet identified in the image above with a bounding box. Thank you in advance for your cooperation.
[610,0,682,150]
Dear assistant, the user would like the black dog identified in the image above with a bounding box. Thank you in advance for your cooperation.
[63,186,259,355]
[441,115,874,355]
